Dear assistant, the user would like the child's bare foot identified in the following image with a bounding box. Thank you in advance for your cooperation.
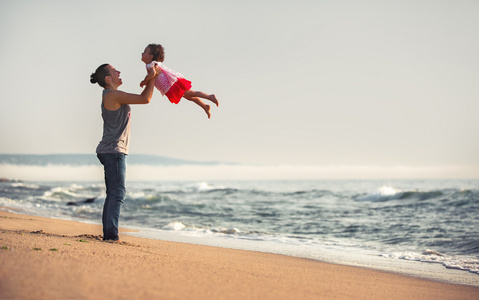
[205,105,211,119]
[210,94,219,107]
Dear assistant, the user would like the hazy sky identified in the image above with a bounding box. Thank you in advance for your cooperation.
[1,0,478,178]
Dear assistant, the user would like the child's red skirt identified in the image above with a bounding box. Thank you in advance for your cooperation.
[165,78,192,104]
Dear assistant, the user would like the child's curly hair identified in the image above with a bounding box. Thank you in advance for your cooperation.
[147,44,165,62]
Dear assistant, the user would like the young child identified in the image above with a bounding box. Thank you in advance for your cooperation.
[140,43,219,118]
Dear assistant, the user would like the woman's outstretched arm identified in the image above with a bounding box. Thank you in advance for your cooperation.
[104,67,160,110]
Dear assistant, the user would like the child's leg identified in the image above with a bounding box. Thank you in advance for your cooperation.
[183,90,212,119]
[183,90,219,106]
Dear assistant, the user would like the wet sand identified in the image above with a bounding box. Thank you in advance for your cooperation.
[1,210,478,300]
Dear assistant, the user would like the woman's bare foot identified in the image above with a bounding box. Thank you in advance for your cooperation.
[210,94,219,107]
[205,105,211,119]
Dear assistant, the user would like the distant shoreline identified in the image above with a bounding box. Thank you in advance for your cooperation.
[0,153,229,166]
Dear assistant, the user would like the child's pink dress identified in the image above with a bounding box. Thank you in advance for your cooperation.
[146,61,192,104]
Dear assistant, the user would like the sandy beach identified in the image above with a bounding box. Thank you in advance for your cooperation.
[1,209,478,300]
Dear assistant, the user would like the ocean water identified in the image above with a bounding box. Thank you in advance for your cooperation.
[1,179,478,285]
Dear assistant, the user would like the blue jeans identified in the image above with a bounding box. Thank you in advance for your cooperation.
[97,153,126,241]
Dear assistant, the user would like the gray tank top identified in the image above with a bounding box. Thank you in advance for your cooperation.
[96,89,131,154]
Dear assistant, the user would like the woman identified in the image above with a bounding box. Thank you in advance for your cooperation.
[90,63,159,241]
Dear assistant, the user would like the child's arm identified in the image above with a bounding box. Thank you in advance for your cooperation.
[140,66,157,87]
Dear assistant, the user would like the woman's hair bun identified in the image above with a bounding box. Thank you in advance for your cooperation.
[90,73,97,84]
[91,64,109,87]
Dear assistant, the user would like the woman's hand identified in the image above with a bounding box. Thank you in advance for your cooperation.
[140,65,160,87]
[152,63,161,79]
